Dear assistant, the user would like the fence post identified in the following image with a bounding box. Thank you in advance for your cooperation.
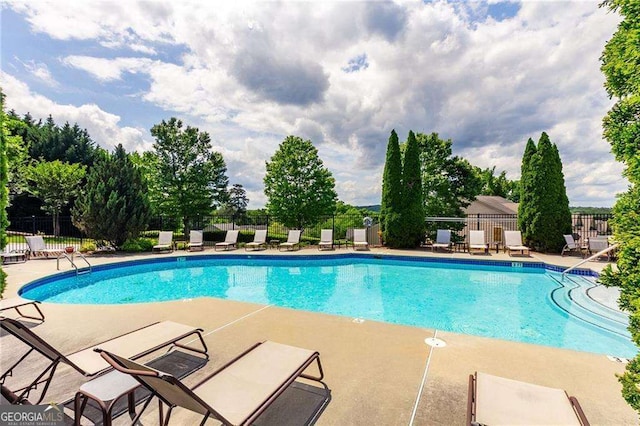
[32,215,36,236]
[332,214,335,241]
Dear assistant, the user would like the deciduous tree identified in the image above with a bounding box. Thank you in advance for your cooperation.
[418,133,481,237]
[26,160,85,236]
[599,0,640,412]
[150,118,229,231]
[72,144,150,248]
[264,135,337,230]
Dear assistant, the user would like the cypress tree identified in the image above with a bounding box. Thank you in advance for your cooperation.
[72,144,150,248]
[518,138,537,242]
[519,132,572,252]
[549,143,572,250]
[400,130,425,248]
[380,130,403,246]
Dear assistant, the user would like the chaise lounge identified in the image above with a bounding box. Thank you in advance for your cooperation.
[187,230,204,251]
[318,229,334,250]
[0,297,45,322]
[352,229,369,250]
[468,230,489,255]
[562,234,588,257]
[0,317,208,404]
[279,230,301,251]
[245,229,267,251]
[153,231,174,253]
[97,340,329,425]
[24,236,64,258]
[432,230,452,252]
[215,230,239,251]
[467,371,590,425]
[504,230,530,256]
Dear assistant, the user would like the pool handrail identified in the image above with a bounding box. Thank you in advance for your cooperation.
[562,243,618,278]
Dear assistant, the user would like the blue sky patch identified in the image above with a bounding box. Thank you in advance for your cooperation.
[342,54,369,73]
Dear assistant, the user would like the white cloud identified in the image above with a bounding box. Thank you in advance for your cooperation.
[1,72,152,153]
[62,56,156,82]
[2,0,630,207]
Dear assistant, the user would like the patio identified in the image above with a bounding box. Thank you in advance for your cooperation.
[1,248,636,425]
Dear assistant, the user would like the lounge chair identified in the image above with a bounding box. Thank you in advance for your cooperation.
[432,230,452,252]
[97,340,329,426]
[1,248,27,264]
[187,230,204,251]
[352,229,369,250]
[468,230,488,255]
[24,236,64,258]
[279,230,301,251]
[0,297,45,321]
[562,234,588,257]
[467,372,590,426]
[588,236,611,260]
[318,229,334,250]
[153,231,174,253]
[215,230,239,251]
[503,231,530,256]
[245,229,267,251]
[0,317,208,404]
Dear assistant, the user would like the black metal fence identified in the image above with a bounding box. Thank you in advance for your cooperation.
[5,213,612,252]
[427,214,613,245]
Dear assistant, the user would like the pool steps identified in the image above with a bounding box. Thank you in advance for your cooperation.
[550,275,629,338]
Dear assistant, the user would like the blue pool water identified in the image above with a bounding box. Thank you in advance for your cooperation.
[20,255,636,357]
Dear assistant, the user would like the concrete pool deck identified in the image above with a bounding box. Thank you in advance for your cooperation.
[1,247,637,425]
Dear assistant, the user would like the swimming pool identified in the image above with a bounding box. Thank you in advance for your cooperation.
[19,254,636,358]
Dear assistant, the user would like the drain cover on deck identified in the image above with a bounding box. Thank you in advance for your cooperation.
[425,337,446,348]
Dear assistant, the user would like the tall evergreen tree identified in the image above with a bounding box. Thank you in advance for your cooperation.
[548,143,572,250]
[518,133,571,252]
[380,130,403,246]
[400,130,425,248]
[599,0,640,411]
[72,144,150,248]
[518,138,537,241]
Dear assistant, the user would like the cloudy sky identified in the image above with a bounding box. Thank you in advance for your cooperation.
[0,0,626,208]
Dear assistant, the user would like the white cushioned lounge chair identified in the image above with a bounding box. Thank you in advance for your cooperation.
[468,230,488,255]
[245,229,267,251]
[215,230,239,251]
[504,231,530,256]
[153,231,174,253]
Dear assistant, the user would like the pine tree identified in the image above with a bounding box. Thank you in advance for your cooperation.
[380,130,403,246]
[399,130,425,248]
[72,144,150,248]
[518,138,537,242]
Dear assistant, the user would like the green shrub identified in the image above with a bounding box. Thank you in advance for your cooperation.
[0,267,6,298]
[121,238,154,252]
[80,241,97,253]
